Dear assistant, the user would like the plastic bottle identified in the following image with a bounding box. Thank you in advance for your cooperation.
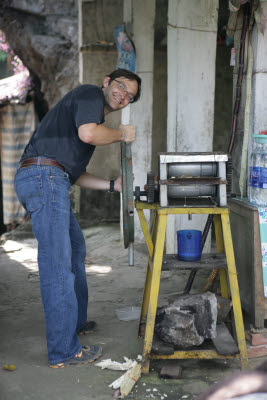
[248,131,267,206]
[248,141,261,204]
[259,151,267,205]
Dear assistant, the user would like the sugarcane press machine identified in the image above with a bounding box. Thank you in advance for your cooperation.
[121,145,248,373]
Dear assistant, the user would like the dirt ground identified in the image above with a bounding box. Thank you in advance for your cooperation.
[0,220,266,400]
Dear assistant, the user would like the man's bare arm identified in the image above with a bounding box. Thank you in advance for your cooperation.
[78,123,135,145]
[75,172,122,192]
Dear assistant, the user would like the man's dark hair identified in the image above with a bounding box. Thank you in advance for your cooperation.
[107,69,141,103]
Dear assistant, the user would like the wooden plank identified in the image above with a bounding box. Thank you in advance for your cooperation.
[162,253,227,271]
[212,323,239,355]
[252,207,266,328]
[228,198,266,328]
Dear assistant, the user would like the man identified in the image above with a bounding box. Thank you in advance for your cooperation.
[14,69,141,368]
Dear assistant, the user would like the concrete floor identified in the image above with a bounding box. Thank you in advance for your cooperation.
[0,220,266,400]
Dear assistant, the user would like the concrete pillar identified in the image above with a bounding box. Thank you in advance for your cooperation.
[122,0,156,241]
[251,3,267,138]
[78,0,122,177]
[78,0,123,218]
[166,0,219,254]
[231,7,247,195]
[232,3,267,195]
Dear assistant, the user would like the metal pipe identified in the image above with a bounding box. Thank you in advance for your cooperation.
[168,185,216,198]
[227,2,250,154]
[168,162,217,178]
[129,243,134,266]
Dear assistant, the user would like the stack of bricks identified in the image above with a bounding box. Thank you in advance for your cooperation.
[245,328,267,359]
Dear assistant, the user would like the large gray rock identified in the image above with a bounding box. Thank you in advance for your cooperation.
[155,292,217,348]
[0,0,79,110]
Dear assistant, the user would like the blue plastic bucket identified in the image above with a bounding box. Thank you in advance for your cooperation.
[177,230,202,261]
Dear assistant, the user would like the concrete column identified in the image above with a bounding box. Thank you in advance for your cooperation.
[78,0,122,178]
[166,0,218,253]
[232,3,267,195]
[231,7,248,195]
[78,0,123,218]
[122,0,156,241]
[251,3,267,137]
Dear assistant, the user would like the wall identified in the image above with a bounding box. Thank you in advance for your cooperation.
[79,0,123,222]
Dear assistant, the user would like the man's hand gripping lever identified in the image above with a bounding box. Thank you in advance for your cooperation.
[119,124,136,143]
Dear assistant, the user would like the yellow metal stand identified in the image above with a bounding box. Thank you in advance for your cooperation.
[136,201,248,374]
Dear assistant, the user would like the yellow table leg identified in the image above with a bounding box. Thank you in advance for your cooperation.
[137,209,154,258]
[142,213,167,374]
[139,263,152,337]
[214,214,225,254]
[221,212,248,369]
[138,211,158,336]
[214,214,229,298]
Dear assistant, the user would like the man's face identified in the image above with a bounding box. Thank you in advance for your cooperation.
[102,77,138,112]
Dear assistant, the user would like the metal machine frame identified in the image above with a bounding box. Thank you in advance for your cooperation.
[159,152,228,207]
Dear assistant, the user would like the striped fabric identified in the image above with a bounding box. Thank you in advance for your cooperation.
[0,102,36,225]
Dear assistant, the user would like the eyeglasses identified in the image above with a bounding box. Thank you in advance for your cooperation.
[113,79,135,103]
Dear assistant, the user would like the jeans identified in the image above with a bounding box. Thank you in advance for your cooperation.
[14,160,88,364]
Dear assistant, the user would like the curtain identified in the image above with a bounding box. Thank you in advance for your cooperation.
[0,101,35,225]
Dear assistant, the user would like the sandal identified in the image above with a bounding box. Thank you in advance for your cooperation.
[78,320,97,335]
[49,345,102,368]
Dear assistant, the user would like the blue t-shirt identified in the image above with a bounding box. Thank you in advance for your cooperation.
[21,85,105,184]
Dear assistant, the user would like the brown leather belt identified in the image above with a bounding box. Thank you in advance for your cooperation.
[19,158,65,172]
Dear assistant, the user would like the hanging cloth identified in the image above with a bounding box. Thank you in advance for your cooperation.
[0,101,35,225]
